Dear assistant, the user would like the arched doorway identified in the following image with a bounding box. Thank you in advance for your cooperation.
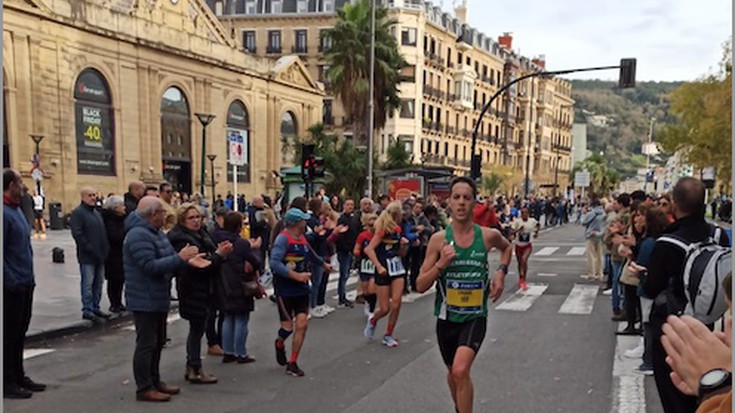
[226,100,250,183]
[280,111,297,167]
[74,69,115,175]
[161,87,192,194]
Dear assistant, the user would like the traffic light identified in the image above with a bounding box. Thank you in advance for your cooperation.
[311,156,325,178]
[301,144,315,181]
[618,58,637,89]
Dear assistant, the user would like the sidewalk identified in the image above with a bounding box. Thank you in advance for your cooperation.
[27,230,132,343]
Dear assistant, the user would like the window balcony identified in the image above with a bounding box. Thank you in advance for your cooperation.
[292,45,308,54]
[244,46,257,53]
[266,46,282,54]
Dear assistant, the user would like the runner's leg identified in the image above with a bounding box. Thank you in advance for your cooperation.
[290,313,308,362]
[386,277,405,336]
[451,346,477,413]
[521,246,532,281]
[371,285,391,324]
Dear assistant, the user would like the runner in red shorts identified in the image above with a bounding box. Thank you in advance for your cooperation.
[509,207,539,290]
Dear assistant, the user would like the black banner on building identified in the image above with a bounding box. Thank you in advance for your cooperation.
[74,69,115,175]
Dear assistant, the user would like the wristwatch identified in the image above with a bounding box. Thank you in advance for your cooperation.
[698,368,732,402]
[496,264,509,275]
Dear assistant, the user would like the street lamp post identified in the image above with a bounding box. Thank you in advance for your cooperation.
[30,134,44,195]
[195,113,216,197]
[470,60,636,182]
[553,138,561,197]
[523,80,534,197]
[207,154,217,211]
[366,0,376,198]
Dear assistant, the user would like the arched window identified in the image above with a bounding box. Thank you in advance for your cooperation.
[226,100,250,183]
[74,69,115,175]
[161,86,192,194]
[280,111,297,167]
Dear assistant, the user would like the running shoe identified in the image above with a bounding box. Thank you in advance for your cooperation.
[274,339,287,366]
[286,362,305,377]
[363,302,370,316]
[323,304,336,314]
[633,364,653,376]
[625,342,644,359]
[602,288,613,296]
[364,318,376,340]
[382,335,399,348]
[337,300,354,309]
[519,281,529,291]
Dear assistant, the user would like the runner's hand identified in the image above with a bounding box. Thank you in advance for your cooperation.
[436,241,456,269]
[323,262,333,272]
[490,270,505,302]
[377,265,387,276]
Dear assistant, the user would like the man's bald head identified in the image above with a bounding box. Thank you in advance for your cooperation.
[360,197,373,213]
[672,177,706,218]
[252,195,264,208]
[137,196,166,228]
[81,187,97,206]
[129,181,145,199]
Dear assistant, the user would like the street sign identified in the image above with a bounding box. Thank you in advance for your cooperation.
[228,131,246,166]
[574,171,590,187]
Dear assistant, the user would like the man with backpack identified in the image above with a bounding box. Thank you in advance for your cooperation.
[642,177,730,413]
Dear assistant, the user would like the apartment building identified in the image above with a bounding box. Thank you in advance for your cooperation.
[212,0,573,194]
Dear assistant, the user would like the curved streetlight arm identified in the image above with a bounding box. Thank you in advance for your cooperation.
[470,64,621,181]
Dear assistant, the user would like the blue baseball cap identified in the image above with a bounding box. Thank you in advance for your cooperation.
[284,208,310,223]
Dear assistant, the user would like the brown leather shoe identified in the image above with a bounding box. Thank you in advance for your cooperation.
[156,382,180,395]
[136,390,171,402]
[185,365,218,384]
[207,345,225,356]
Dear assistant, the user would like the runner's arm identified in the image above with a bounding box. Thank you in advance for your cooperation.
[364,232,386,274]
[416,231,447,293]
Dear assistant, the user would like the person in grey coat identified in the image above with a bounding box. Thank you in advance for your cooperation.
[70,187,111,323]
[582,197,606,280]
[123,196,208,402]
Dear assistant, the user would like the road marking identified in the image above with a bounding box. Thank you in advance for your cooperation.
[611,324,646,413]
[496,283,547,312]
[558,284,599,314]
[537,273,557,277]
[534,247,559,256]
[566,247,586,256]
[23,349,55,360]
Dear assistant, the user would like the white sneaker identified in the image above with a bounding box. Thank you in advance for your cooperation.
[311,306,326,318]
[363,303,370,316]
[625,344,644,359]
[323,304,336,314]
[602,288,613,296]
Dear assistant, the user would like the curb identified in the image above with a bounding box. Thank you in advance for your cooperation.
[26,305,180,345]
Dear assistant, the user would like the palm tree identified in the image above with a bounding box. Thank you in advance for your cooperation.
[324,0,406,144]
[382,138,412,170]
[481,173,504,196]
[572,153,618,197]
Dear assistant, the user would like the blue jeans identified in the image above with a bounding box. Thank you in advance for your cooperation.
[221,312,250,357]
[80,263,104,314]
[337,252,353,303]
[310,265,325,308]
[611,260,624,312]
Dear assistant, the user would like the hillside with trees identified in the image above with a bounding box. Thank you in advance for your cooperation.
[570,79,682,178]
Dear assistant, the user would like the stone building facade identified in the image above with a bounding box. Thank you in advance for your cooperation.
[3,0,323,212]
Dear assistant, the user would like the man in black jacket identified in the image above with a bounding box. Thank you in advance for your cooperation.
[70,187,111,323]
[336,199,360,307]
[642,177,730,413]
[125,181,145,216]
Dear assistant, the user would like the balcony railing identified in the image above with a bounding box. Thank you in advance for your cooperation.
[266,46,282,54]
[461,129,470,137]
[292,45,308,54]
[447,125,456,135]
[244,46,257,53]
[422,119,432,129]
[323,115,334,126]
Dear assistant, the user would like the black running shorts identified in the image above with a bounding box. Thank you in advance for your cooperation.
[375,273,406,287]
[277,295,310,322]
[436,317,487,366]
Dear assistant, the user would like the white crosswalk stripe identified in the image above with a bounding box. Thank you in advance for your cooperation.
[23,349,55,360]
[566,247,586,256]
[558,284,599,314]
[534,247,559,256]
[495,283,548,312]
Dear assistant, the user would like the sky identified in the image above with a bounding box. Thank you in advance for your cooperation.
[455,0,732,82]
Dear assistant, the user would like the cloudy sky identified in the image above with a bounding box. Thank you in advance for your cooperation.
[459,0,731,82]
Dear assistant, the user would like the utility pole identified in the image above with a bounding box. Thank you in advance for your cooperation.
[643,117,655,193]
[523,79,533,197]
[366,0,376,198]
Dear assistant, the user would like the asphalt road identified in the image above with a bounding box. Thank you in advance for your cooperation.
[9,224,665,413]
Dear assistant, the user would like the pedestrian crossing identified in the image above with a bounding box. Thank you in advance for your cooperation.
[495,282,601,315]
[524,245,587,258]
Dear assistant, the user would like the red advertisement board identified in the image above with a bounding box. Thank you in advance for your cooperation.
[387,178,422,201]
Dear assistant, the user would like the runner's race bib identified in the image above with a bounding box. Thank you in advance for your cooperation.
[446,280,484,313]
[360,259,375,274]
[518,232,531,243]
[386,256,406,277]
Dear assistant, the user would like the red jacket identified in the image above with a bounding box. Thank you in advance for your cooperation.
[473,202,499,228]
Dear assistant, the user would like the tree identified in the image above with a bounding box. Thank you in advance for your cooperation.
[481,173,503,196]
[572,152,620,197]
[293,124,367,200]
[381,139,412,170]
[658,39,732,183]
[324,0,407,144]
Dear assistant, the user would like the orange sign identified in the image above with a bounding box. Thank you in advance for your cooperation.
[387,178,422,201]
